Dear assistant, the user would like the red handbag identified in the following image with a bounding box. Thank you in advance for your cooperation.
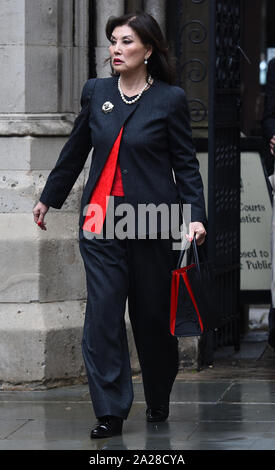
[170,239,219,337]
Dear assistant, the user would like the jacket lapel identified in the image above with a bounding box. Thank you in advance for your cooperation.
[97,77,140,166]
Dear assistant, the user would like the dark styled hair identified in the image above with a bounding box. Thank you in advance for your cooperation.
[105,12,176,85]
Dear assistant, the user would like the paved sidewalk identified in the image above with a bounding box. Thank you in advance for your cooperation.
[0,332,275,451]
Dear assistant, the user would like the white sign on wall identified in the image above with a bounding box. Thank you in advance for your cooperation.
[197,150,272,291]
[240,152,272,290]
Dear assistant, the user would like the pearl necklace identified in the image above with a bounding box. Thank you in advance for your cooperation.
[118,75,153,104]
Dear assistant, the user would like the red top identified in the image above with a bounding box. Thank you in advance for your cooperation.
[110,161,124,196]
[82,126,124,233]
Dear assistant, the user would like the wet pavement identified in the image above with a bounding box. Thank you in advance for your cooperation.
[0,332,275,451]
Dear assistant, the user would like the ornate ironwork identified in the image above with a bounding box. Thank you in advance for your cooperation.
[180,59,207,83]
[188,99,208,122]
[167,0,208,124]
[180,20,208,44]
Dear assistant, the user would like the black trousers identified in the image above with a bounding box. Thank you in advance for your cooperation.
[78,196,179,420]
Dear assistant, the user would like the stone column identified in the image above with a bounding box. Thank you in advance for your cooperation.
[144,0,166,34]
[0,0,90,388]
[95,0,124,78]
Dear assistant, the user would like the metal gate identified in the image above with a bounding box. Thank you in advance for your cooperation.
[167,0,241,365]
[208,0,241,359]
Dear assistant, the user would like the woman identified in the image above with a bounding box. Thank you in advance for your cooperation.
[33,12,206,438]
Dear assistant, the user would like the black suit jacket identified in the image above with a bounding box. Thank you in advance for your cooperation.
[39,76,206,234]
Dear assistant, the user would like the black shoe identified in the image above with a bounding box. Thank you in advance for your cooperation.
[90,415,123,439]
[146,405,169,422]
[268,329,275,351]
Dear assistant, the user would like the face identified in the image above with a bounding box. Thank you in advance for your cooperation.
[109,24,152,75]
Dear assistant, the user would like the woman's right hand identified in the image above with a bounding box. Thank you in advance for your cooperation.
[33,201,49,230]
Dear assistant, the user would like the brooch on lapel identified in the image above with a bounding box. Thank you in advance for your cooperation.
[102,101,114,114]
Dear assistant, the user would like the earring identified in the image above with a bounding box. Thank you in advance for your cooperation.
[144,58,148,64]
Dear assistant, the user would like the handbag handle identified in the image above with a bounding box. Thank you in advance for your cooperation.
[176,237,201,274]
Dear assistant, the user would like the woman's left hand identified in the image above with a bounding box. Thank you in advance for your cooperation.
[185,221,206,245]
